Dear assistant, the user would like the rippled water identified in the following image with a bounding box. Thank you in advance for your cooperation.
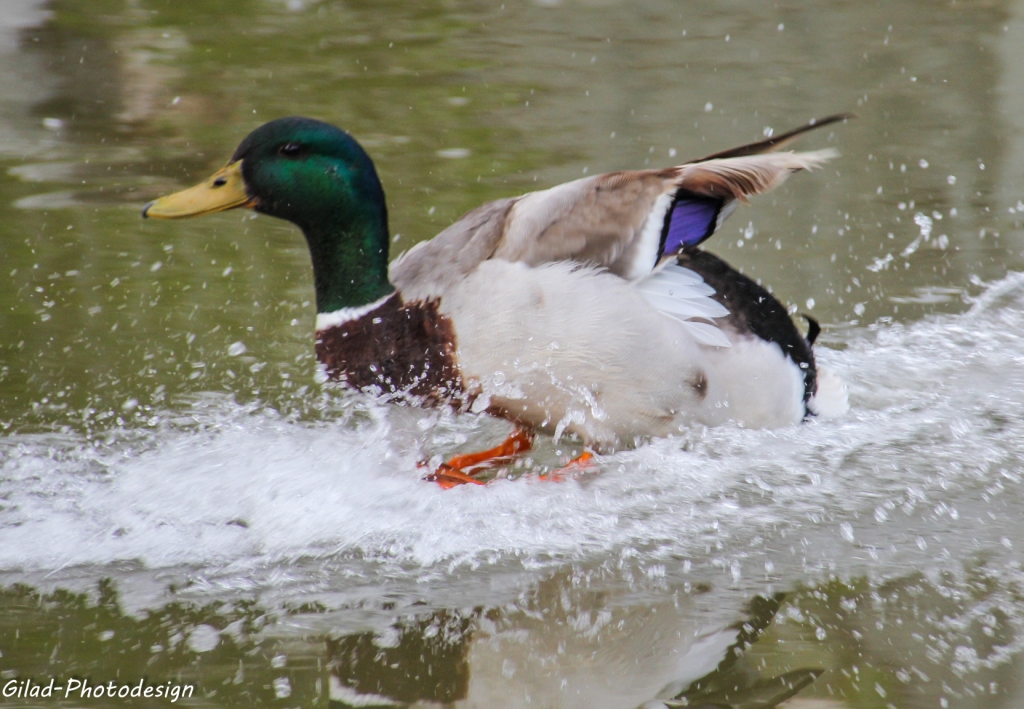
[4,1,1024,707]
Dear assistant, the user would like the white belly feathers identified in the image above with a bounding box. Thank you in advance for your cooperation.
[440,259,806,450]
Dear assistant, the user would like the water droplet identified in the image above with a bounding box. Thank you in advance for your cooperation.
[186,625,220,653]
[272,677,291,699]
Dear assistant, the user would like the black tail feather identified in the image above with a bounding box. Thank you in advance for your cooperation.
[802,314,821,346]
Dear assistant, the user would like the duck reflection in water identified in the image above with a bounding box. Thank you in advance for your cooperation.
[323,586,823,709]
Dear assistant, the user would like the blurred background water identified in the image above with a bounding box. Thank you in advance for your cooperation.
[4,0,1024,707]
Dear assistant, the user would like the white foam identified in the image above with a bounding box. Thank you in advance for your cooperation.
[3,274,1024,594]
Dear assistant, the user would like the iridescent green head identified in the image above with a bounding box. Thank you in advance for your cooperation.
[144,117,394,314]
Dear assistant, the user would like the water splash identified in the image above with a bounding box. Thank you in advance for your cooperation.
[3,274,1024,598]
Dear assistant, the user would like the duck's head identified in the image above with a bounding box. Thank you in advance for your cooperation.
[143,116,386,230]
[143,117,394,313]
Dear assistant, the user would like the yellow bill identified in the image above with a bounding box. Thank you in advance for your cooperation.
[142,160,253,219]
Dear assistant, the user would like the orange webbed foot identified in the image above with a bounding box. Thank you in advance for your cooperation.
[429,465,487,490]
[444,426,534,472]
[537,451,597,483]
[424,426,535,488]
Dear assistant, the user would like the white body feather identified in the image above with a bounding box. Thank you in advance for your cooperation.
[439,260,806,449]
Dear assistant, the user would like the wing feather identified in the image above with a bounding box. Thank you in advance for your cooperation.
[493,172,672,278]
[675,149,837,204]
[693,112,852,162]
[636,265,733,347]
[680,320,734,348]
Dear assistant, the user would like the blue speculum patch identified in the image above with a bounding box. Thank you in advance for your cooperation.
[662,195,722,255]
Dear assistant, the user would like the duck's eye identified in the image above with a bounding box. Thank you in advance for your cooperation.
[279,142,303,157]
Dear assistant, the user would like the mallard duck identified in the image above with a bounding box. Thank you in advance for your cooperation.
[143,114,849,486]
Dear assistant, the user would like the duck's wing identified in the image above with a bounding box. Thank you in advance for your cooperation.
[493,146,836,281]
[392,115,845,301]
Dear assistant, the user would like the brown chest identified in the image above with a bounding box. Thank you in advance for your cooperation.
[314,295,466,407]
